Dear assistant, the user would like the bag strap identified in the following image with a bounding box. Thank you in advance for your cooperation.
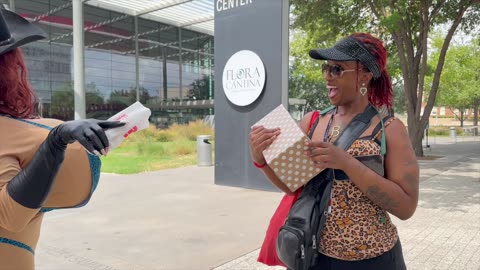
[372,115,392,155]
[371,115,392,137]
[320,105,336,116]
[333,104,378,151]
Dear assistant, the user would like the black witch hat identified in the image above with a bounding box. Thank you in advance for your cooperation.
[0,7,46,56]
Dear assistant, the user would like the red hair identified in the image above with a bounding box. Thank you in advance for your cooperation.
[0,48,37,118]
[350,33,393,108]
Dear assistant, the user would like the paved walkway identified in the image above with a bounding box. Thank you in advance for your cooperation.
[215,137,480,270]
[36,136,479,270]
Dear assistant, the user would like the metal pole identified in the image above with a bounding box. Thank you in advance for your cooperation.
[162,47,167,100]
[208,38,213,115]
[8,0,15,11]
[135,16,140,102]
[73,0,86,119]
[209,39,213,98]
[425,120,430,150]
[280,0,289,107]
[178,27,183,100]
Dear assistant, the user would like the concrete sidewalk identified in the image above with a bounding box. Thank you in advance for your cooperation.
[36,137,479,270]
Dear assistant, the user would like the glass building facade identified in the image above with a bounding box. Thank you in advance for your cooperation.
[11,0,214,128]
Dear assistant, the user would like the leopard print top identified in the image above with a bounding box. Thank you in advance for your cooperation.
[318,118,398,261]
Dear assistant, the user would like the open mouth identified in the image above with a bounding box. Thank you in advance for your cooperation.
[327,85,338,99]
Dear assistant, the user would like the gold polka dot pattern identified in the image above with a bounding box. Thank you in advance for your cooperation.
[253,105,322,191]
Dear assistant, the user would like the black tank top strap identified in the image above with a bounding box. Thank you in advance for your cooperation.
[306,105,335,139]
[307,109,336,139]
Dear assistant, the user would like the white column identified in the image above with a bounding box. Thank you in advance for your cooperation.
[178,27,183,100]
[73,0,86,119]
[8,0,15,11]
[135,16,140,102]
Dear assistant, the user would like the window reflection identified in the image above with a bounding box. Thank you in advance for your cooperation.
[17,0,214,128]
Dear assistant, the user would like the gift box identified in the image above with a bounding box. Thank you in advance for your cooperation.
[253,104,323,192]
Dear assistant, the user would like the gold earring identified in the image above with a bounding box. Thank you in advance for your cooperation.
[360,83,367,96]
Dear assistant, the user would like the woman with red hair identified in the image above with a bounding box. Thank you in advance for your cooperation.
[251,33,419,269]
[0,8,124,269]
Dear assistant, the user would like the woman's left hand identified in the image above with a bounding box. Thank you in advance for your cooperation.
[304,140,352,170]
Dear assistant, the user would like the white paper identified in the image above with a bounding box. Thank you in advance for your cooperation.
[105,101,152,150]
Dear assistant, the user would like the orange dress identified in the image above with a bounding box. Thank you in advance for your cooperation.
[0,116,100,270]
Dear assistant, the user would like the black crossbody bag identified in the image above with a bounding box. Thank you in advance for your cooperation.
[276,104,379,270]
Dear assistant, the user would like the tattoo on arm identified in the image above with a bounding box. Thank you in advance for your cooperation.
[366,185,399,212]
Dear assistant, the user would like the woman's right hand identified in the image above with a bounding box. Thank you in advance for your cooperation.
[49,119,125,156]
[249,126,281,164]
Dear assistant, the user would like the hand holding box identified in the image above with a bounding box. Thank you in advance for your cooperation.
[252,104,323,192]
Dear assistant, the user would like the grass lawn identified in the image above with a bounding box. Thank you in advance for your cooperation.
[100,141,206,174]
[101,154,198,174]
[99,121,214,174]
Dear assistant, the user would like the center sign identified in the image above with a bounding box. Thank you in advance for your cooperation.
[222,50,266,106]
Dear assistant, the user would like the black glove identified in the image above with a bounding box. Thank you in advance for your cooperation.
[49,119,125,155]
[6,119,125,209]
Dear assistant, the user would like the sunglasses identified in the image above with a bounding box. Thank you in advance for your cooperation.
[321,63,357,79]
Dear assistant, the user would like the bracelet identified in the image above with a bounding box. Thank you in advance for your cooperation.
[253,160,267,168]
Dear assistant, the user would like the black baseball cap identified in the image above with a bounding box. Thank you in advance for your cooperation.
[309,36,381,79]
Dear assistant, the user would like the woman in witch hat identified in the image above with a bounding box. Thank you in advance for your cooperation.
[0,7,125,269]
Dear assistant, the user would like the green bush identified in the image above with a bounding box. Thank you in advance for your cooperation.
[112,121,213,158]
[428,126,464,136]
[156,130,175,142]
[125,125,160,144]
[124,121,214,143]
[101,122,215,174]
[428,126,449,136]
[171,140,196,155]
[169,120,214,141]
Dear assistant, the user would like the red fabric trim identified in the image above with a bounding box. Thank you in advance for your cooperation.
[307,111,320,136]
[257,189,302,266]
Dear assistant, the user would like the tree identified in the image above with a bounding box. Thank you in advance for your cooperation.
[289,66,330,111]
[50,82,104,120]
[109,87,150,106]
[290,0,480,156]
[50,85,74,120]
[393,83,407,115]
[187,75,214,100]
[289,31,330,111]
[426,35,480,128]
